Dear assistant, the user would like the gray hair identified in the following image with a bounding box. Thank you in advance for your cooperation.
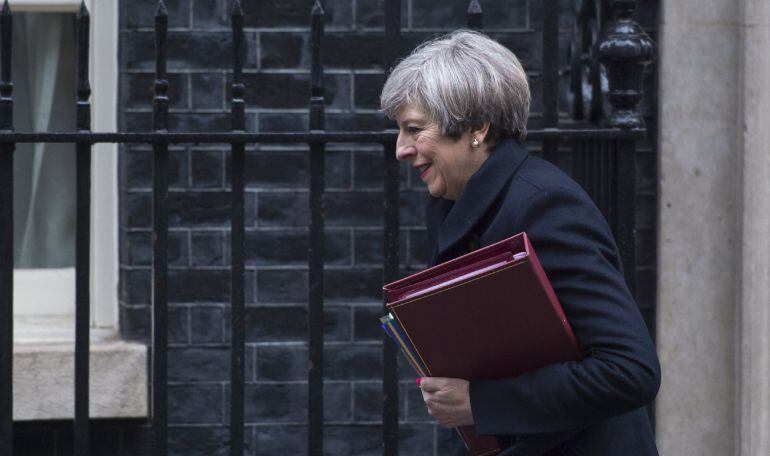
[381,29,530,141]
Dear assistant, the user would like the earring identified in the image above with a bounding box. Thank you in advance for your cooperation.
[471,138,480,148]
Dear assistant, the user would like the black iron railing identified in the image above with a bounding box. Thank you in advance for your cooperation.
[0,1,653,455]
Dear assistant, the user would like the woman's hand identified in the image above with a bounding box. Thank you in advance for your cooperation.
[419,377,474,428]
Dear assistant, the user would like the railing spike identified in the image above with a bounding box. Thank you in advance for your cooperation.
[78,0,88,16]
[597,0,654,129]
[156,0,167,17]
[467,0,483,30]
[0,0,11,98]
[311,0,324,16]
[231,0,243,16]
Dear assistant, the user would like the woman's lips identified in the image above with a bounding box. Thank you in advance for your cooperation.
[419,164,431,181]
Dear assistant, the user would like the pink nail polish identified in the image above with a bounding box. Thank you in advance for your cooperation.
[416,378,422,386]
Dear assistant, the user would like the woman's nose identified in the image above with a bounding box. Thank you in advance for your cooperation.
[395,138,416,162]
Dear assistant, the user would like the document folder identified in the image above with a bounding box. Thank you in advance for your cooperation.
[382,232,581,456]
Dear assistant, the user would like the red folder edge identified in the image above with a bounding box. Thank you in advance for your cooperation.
[382,232,581,455]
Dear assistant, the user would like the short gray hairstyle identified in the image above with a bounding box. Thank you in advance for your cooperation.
[381,29,530,141]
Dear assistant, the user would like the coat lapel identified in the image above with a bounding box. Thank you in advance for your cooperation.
[436,138,529,259]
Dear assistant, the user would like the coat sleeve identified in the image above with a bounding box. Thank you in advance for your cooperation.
[468,186,661,436]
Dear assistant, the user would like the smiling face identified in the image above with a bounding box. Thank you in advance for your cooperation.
[395,106,491,201]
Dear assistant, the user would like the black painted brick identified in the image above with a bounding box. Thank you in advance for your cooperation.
[256,269,307,302]
[165,112,257,132]
[326,112,385,132]
[257,190,425,227]
[224,149,351,190]
[123,148,188,190]
[258,112,308,131]
[354,228,432,266]
[168,191,256,227]
[353,229,408,265]
[353,72,385,110]
[325,425,381,455]
[168,384,224,424]
[191,231,225,266]
[122,31,258,71]
[325,267,383,303]
[119,305,149,342]
[168,346,252,382]
[254,425,307,454]
[167,425,255,456]
[259,32,308,69]
[240,304,350,342]
[236,73,350,109]
[191,73,225,110]
[191,149,224,189]
[352,149,409,189]
[192,0,352,30]
[324,343,382,380]
[190,305,225,344]
[122,72,188,110]
[256,345,307,381]
[169,305,190,344]
[353,304,386,341]
[352,381,407,422]
[406,383,432,421]
[243,382,350,423]
[122,0,191,29]
[122,269,151,304]
[529,0,577,29]
[168,268,231,302]
[398,424,437,455]
[354,0,409,30]
[411,0,527,30]
[238,229,350,266]
[126,230,188,267]
[257,191,308,227]
[491,32,543,70]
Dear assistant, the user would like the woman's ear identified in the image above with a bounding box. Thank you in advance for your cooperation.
[472,122,492,144]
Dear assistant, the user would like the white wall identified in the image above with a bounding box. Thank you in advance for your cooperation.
[657,0,770,454]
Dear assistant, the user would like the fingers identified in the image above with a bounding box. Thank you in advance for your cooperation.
[418,376,449,393]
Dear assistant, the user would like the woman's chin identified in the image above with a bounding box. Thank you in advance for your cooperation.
[427,186,449,200]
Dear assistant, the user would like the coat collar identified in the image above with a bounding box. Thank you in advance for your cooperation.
[435,137,529,258]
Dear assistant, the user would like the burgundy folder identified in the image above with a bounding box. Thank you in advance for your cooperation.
[383,232,582,456]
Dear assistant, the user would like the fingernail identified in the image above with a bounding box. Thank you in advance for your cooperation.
[416,378,422,386]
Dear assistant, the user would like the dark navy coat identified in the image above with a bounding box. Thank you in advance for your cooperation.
[426,138,660,456]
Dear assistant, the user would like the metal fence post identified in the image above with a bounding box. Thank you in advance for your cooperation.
[74,3,92,455]
[382,0,401,454]
[598,0,654,294]
[229,2,246,455]
[308,2,326,455]
[542,0,560,164]
[0,2,13,454]
[467,0,483,30]
[151,2,170,455]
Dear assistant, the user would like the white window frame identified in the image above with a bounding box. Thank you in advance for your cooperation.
[11,0,119,343]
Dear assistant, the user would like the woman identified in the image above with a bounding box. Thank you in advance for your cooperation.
[380,30,660,455]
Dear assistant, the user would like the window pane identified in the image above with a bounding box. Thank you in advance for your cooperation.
[12,12,76,268]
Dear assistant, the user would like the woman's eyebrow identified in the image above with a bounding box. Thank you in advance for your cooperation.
[399,117,427,126]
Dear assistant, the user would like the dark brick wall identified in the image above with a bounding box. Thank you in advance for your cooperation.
[14,1,659,455]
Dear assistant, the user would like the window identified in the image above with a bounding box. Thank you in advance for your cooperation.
[11,0,119,343]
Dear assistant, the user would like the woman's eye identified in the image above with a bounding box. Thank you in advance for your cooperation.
[406,126,421,135]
